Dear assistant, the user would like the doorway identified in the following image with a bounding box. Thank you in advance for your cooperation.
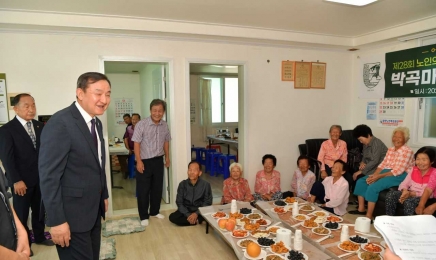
[189,63,244,204]
[102,60,171,215]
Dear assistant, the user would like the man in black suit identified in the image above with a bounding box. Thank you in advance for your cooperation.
[0,94,53,256]
[39,72,111,260]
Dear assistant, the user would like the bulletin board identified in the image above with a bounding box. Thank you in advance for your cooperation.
[0,74,8,125]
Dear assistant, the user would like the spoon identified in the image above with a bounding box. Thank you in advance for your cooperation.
[316,234,334,243]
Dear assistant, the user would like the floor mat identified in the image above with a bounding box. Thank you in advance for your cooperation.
[100,238,116,260]
[102,217,145,237]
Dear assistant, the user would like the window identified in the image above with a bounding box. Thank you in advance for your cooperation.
[415,36,436,146]
[202,76,238,124]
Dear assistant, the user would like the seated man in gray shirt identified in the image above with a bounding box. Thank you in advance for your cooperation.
[169,161,212,226]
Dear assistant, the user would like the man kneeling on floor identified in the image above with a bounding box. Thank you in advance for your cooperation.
[169,161,212,226]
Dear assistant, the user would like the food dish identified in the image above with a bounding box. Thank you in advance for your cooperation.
[311,210,328,217]
[237,239,257,249]
[212,211,227,218]
[323,222,340,230]
[248,213,263,220]
[244,222,261,232]
[240,208,253,215]
[269,241,290,255]
[287,250,309,260]
[264,253,285,260]
[302,219,319,228]
[284,197,296,204]
[256,218,272,227]
[272,207,288,214]
[362,243,384,254]
[229,212,244,219]
[274,200,287,207]
[338,241,360,253]
[251,230,270,239]
[244,249,267,260]
[292,214,309,221]
[350,235,369,244]
[299,205,315,211]
[257,237,275,247]
[326,215,343,222]
[312,226,331,236]
[231,229,249,239]
[237,217,251,226]
[266,226,281,236]
[358,251,383,260]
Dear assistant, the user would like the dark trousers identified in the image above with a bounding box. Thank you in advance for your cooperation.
[169,210,204,226]
[425,198,436,218]
[136,156,164,220]
[11,184,45,246]
[56,213,101,260]
[310,181,326,204]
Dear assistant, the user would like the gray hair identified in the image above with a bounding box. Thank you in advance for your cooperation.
[329,125,342,133]
[392,126,410,143]
[229,162,243,172]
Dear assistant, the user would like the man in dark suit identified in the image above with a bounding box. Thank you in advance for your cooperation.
[39,72,111,260]
[0,94,53,257]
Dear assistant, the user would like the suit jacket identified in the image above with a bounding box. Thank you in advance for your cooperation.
[0,117,44,188]
[39,102,108,233]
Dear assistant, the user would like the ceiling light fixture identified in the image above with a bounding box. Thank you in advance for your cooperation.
[325,0,378,6]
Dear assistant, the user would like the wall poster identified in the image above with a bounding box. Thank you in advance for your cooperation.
[366,101,377,120]
[310,62,326,89]
[0,74,8,125]
[114,98,134,126]
[281,61,295,81]
[378,98,405,127]
[294,62,311,89]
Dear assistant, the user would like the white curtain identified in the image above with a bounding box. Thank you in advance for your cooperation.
[200,78,213,141]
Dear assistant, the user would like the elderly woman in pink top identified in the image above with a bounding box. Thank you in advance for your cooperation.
[318,125,348,179]
[253,154,282,201]
[385,147,436,216]
[415,149,436,217]
[222,162,254,204]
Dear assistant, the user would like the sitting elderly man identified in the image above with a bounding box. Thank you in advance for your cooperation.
[169,161,212,226]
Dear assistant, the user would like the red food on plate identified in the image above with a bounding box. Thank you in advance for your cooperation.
[364,243,382,253]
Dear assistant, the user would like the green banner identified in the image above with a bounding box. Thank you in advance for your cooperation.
[384,44,436,98]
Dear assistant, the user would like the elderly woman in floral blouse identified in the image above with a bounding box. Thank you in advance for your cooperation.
[290,155,316,200]
[253,154,282,201]
[222,162,254,204]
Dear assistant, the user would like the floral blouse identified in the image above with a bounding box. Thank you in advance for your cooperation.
[222,178,254,204]
[254,170,281,195]
[290,169,316,200]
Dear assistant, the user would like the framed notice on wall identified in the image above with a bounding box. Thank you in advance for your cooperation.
[281,61,295,81]
[0,74,8,125]
[311,62,326,89]
[294,62,311,89]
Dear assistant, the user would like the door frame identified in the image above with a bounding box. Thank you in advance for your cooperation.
[99,56,175,217]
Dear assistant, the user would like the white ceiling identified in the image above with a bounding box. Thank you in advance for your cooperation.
[1,0,436,37]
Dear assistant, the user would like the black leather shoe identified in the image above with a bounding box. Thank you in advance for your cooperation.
[349,210,367,215]
[35,239,55,246]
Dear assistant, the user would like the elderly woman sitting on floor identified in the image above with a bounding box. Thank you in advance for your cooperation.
[352,127,415,220]
[253,154,282,201]
[222,162,254,204]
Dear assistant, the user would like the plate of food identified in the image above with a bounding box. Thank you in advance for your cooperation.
[212,211,228,219]
[231,229,249,239]
[266,226,281,236]
[299,205,315,212]
[247,213,263,220]
[358,251,383,260]
[251,230,270,239]
[244,222,261,232]
[236,217,251,226]
[302,218,319,228]
[361,243,384,254]
[240,207,253,215]
[312,226,331,236]
[284,197,296,204]
[244,249,267,260]
[311,210,328,217]
[257,237,275,247]
[271,207,288,214]
[326,215,343,222]
[229,212,244,219]
[287,250,309,260]
[349,235,369,244]
[237,238,258,249]
[269,241,290,255]
[338,241,360,253]
[264,253,285,260]
[274,200,287,207]
[256,218,272,227]
[323,221,340,230]
[292,214,309,221]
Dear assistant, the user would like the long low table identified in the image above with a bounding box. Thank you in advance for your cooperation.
[199,201,332,260]
[256,199,384,260]
[206,135,238,154]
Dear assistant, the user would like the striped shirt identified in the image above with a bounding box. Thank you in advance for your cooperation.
[131,117,171,159]
[378,145,414,176]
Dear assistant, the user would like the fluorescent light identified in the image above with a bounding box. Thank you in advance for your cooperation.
[325,0,377,6]
[397,30,436,42]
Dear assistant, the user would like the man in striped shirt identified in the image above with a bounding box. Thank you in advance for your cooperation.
[132,99,171,227]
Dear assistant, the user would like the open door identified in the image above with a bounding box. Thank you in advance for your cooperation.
[152,65,170,204]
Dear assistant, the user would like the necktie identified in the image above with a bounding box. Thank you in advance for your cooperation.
[26,121,36,149]
[91,119,97,149]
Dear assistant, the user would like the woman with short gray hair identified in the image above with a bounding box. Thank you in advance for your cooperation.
[222,162,253,204]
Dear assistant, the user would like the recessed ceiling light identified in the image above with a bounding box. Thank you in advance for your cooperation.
[325,0,377,6]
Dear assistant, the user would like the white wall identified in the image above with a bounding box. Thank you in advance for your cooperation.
[0,32,353,211]
[106,73,141,139]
